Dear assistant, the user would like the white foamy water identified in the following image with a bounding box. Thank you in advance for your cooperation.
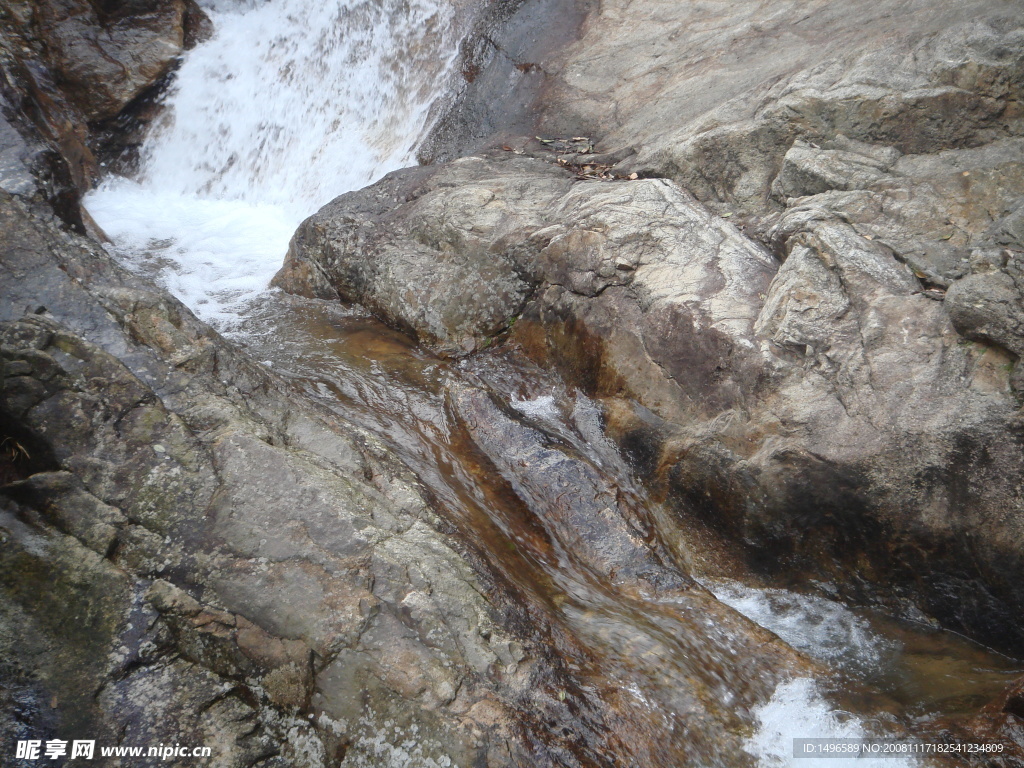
[703,581,918,767]
[86,0,461,330]
[746,678,920,767]
[511,394,560,420]
[705,580,898,676]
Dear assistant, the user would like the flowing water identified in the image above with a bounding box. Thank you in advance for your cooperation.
[83,1,1022,765]
[87,0,461,328]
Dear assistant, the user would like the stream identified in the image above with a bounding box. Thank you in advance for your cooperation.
[82,0,1023,765]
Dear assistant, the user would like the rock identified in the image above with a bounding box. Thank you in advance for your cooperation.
[290,135,1024,649]
[7,0,1024,758]
[2,471,124,555]
[448,381,828,761]
[538,4,1024,213]
[764,138,1024,288]
[340,0,1024,655]
[946,267,1024,357]
[1004,677,1024,720]
[0,193,579,765]
[1,182,827,764]
[274,154,574,356]
[0,90,86,229]
[933,674,1024,767]
[522,187,1024,651]
[418,0,591,163]
[0,114,41,197]
[28,0,188,122]
[452,384,691,593]
[771,138,896,200]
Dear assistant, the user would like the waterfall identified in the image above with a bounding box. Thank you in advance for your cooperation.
[85,0,460,329]
[76,2,1022,762]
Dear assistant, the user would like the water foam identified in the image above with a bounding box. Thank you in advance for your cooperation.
[511,394,560,420]
[85,0,461,330]
[746,678,920,767]
[86,189,296,325]
[705,580,897,677]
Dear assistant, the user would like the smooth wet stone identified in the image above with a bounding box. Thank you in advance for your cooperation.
[0,193,608,766]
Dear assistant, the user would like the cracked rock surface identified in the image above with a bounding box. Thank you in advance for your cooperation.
[5,0,1024,762]
[0,192,609,767]
[279,0,1024,657]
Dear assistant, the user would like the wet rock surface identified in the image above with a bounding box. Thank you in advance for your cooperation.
[0,185,833,765]
[5,0,1024,763]
[281,0,1024,660]
[0,193,606,766]
[417,0,593,164]
[274,155,572,355]
[24,0,194,123]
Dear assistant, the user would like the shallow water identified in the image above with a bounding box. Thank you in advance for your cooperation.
[80,0,1022,764]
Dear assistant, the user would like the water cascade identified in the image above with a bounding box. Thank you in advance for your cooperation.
[80,1,1022,765]
[86,0,460,328]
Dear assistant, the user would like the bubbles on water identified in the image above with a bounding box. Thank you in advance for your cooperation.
[511,393,559,420]
[85,0,462,330]
[704,580,898,677]
[746,678,920,767]
[86,185,296,328]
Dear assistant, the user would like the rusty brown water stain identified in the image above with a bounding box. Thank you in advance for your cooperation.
[237,291,1022,764]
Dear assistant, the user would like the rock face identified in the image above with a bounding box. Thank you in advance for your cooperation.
[0,1,853,763]
[0,191,587,766]
[2,193,521,764]
[5,0,1024,761]
[23,0,198,122]
[280,0,1024,655]
[534,0,1024,205]
[273,157,573,356]
[416,0,593,163]
[0,182,834,764]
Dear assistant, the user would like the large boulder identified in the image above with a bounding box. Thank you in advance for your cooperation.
[273,155,574,355]
[280,126,1024,649]
[282,0,1024,654]
[29,0,186,122]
